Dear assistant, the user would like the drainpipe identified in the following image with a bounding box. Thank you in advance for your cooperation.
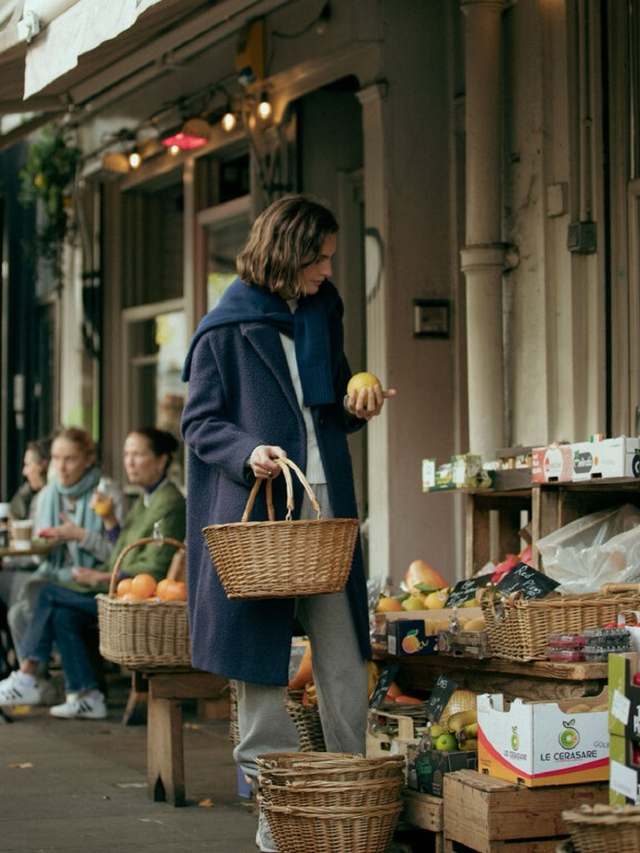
[460,0,514,461]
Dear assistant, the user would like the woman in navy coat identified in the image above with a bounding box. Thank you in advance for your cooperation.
[181,195,394,852]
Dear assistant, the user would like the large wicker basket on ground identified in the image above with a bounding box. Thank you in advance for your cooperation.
[479,582,640,661]
[96,536,190,667]
[256,752,404,853]
[202,458,359,599]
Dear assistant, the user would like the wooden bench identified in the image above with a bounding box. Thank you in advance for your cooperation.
[130,666,229,806]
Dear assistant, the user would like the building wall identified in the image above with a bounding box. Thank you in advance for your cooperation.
[62,0,640,591]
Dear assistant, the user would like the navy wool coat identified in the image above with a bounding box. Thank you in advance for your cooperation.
[181,286,372,685]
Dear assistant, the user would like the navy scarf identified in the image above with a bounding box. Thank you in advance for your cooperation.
[181,277,338,407]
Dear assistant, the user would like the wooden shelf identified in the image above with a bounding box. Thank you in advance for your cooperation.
[386,652,608,702]
[438,477,640,575]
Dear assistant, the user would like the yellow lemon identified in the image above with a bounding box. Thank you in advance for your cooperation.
[375,595,404,613]
[347,372,381,395]
[402,593,426,611]
[424,589,449,610]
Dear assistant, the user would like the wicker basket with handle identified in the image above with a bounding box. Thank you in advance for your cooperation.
[479,582,640,661]
[96,536,190,667]
[284,689,326,752]
[202,458,359,599]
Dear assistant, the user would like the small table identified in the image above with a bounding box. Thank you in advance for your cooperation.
[0,541,57,560]
[130,666,229,806]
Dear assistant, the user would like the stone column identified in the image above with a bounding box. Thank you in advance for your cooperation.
[461,0,513,460]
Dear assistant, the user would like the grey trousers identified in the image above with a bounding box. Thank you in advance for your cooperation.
[232,484,369,779]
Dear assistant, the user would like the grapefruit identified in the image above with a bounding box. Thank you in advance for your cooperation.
[116,577,133,598]
[131,573,157,599]
[347,372,381,395]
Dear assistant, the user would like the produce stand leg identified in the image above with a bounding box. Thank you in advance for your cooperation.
[147,695,185,806]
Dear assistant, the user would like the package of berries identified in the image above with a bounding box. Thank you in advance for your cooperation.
[547,632,586,662]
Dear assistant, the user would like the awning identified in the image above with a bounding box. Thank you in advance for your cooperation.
[0,0,286,122]
[23,0,167,98]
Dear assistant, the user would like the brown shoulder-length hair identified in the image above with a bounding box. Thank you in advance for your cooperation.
[236,194,338,298]
[52,426,97,464]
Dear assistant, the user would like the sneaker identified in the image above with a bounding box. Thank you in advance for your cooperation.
[255,810,277,853]
[0,671,41,706]
[50,689,107,719]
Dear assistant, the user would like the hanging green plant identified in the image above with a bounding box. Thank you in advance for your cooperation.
[19,123,82,281]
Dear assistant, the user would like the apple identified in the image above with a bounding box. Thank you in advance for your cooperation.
[434,732,458,751]
[632,672,640,686]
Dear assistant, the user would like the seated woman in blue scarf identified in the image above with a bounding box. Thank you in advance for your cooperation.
[7,426,126,655]
[0,426,186,720]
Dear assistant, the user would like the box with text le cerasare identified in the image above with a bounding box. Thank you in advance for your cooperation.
[477,691,609,787]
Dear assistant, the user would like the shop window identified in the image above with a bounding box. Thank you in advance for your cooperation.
[126,308,186,486]
[121,178,184,308]
[197,194,252,312]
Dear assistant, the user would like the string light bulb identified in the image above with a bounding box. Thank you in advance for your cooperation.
[257,92,272,121]
[128,150,141,169]
[221,109,237,132]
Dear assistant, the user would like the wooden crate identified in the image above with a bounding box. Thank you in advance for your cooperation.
[442,769,608,853]
[402,789,444,853]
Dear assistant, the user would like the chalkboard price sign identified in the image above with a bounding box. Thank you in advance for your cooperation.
[445,576,490,609]
[369,662,399,708]
[496,562,560,600]
[425,674,459,723]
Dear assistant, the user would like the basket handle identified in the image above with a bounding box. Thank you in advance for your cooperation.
[240,457,323,524]
[601,583,640,595]
[107,536,186,597]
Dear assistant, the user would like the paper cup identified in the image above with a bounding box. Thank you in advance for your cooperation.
[11,519,34,550]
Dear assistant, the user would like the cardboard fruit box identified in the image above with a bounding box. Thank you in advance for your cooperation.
[571,435,640,481]
[531,444,573,483]
[382,607,483,657]
[477,690,609,787]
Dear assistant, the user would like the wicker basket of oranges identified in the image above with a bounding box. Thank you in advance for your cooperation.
[96,537,191,668]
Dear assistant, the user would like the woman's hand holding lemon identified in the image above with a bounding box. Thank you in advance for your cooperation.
[345,371,396,421]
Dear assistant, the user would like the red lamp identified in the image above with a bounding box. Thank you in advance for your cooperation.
[161,117,211,151]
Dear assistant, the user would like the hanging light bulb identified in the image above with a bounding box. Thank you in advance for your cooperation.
[257,91,272,121]
[221,108,237,132]
[128,149,142,169]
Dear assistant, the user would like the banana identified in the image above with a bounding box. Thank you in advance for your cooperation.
[447,709,477,732]
[459,738,478,751]
[455,722,479,742]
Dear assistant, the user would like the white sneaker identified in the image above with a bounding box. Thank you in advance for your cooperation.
[255,810,278,853]
[0,671,41,706]
[50,689,107,719]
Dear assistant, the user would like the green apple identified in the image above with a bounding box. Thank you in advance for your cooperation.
[434,732,458,751]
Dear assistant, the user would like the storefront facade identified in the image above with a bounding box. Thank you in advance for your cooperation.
[0,0,638,588]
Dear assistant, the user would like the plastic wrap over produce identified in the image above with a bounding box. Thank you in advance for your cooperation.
[537,503,640,593]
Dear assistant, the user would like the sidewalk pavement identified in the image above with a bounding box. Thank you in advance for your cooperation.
[0,673,259,853]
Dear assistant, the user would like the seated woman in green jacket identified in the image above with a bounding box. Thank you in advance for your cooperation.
[0,427,186,720]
